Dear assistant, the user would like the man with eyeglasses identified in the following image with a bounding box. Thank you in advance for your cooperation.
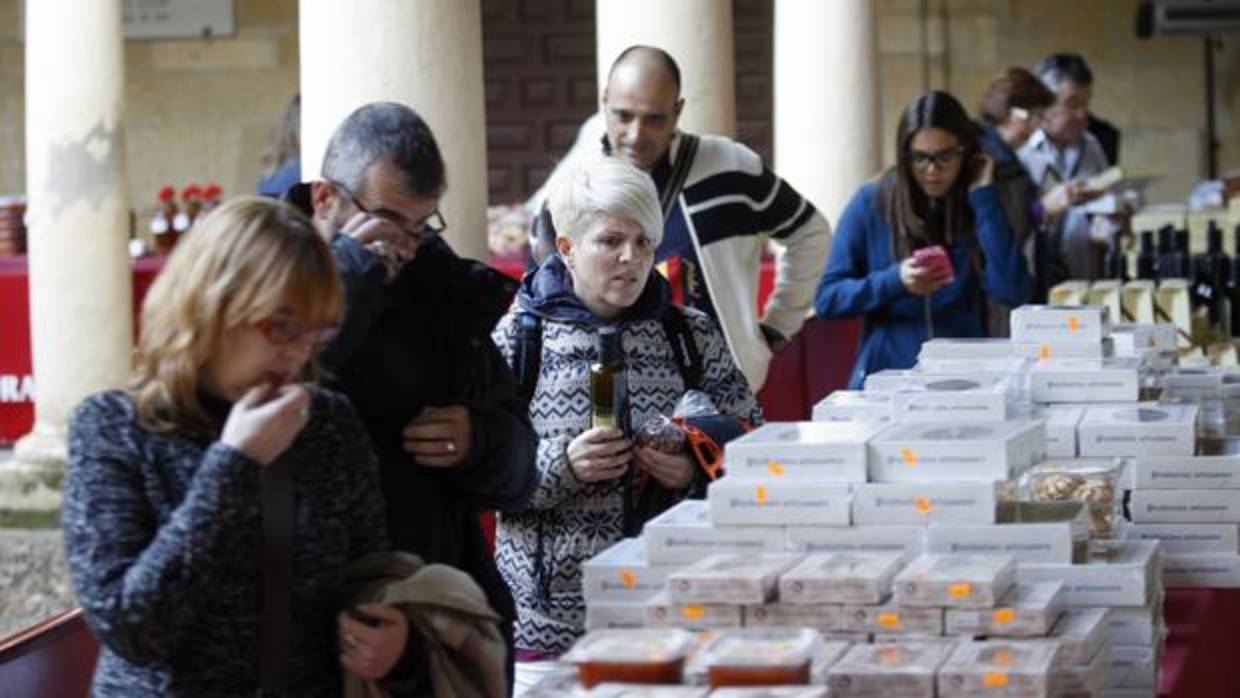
[1018,53,1118,284]
[291,101,537,692]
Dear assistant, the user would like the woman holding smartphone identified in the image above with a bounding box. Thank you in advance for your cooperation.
[814,90,1030,388]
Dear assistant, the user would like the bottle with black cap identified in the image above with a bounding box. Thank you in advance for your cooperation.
[1192,221,1231,341]
[1104,230,1128,281]
[1156,225,1180,279]
[1136,230,1157,280]
[590,326,629,433]
[1230,223,1240,338]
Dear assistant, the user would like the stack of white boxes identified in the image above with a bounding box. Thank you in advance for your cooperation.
[571,304,1193,697]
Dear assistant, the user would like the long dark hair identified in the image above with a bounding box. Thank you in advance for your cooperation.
[878,90,981,260]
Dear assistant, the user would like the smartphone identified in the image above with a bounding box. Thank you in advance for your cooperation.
[913,245,955,282]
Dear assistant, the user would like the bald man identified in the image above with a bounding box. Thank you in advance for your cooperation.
[529,45,831,392]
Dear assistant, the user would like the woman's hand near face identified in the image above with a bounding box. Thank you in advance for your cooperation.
[899,257,953,296]
[634,446,695,490]
[566,427,632,482]
[220,383,310,465]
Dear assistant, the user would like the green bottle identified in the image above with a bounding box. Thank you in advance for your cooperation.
[590,326,628,432]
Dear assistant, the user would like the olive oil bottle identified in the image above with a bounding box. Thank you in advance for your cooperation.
[590,326,628,432]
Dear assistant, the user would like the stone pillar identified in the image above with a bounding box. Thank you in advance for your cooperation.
[300,0,489,259]
[596,0,736,138]
[774,0,881,225]
[2,0,133,510]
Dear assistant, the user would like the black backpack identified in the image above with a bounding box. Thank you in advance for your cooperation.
[512,304,703,406]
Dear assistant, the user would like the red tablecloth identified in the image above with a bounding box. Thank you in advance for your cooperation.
[0,256,164,445]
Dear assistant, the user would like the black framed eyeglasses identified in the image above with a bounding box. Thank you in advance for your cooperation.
[908,147,965,172]
[327,179,446,239]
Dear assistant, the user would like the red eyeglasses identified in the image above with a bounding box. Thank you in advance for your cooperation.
[253,317,339,348]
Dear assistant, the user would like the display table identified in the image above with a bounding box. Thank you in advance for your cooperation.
[0,256,164,445]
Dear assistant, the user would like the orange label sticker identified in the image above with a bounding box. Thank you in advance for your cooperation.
[948,583,973,599]
[877,612,901,629]
[681,605,705,621]
[755,485,769,505]
[878,647,904,666]
[900,448,919,466]
[1067,315,1080,333]
[1038,343,1052,361]
[993,608,1016,625]
[766,460,787,477]
[993,648,1015,666]
[914,496,934,515]
[618,569,638,589]
[983,672,1009,688]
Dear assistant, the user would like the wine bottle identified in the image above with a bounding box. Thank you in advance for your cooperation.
[590,326,629,433]
[1136,230,1157,280]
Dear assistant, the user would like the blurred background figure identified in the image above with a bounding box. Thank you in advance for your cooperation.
[258,94,302,198]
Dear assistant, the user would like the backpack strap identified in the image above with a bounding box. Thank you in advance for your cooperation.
[513,312,543,407]
[514,305,702,404]
[661,133,700,221]
[659,305,704,392]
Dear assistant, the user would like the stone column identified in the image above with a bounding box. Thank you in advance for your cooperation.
[596,0,736,138]
[300,0,489,259]
[774,0,881,225]
[2,0,133,511]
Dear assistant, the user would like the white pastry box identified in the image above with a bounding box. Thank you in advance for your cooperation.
[852,481,1001,526]
[1127,489,1240,524]
[1161,553,1240,587]
[1131,455,1240,490]
[811,390,893,423]
[893,553,1017,609]
[1050,607,1111,665]
[1121,522,1240,554]
[723,421,883,482]
[582,538,674,604]
[1076,403,1197,457]
[743,602,843,633]
[1017,541,1160,607]
[943,582,1065,637]
[926,501,1090,565]
[778,552,908,605]
[666,553,802,604]
[840,602,944,635]
[889,376,1012,424]
[584,602,647,630]
[643,500,785,565]
[708,476,852,526]
[1028,358,1140,403]
[937,640,1060,696]
[1011,304,1111,343]
[827,642,954,697]
[868,420,1044,483]
[785,524,926,558]
[643,591,743,630]
[1035,404,1085,458]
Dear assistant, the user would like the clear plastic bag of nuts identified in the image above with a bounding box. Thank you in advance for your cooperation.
[1019,459,1124,538]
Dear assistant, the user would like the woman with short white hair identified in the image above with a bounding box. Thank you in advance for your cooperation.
[492,156,761,690]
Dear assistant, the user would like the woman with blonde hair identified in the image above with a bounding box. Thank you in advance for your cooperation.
[63,197,410,696]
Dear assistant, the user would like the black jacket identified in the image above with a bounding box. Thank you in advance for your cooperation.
[320,231,537,667]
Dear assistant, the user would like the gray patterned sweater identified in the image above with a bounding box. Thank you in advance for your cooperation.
[63,388,389,697]
[490,260,762,654]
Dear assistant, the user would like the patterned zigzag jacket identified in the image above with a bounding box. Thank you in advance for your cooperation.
[491,256,763,655]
